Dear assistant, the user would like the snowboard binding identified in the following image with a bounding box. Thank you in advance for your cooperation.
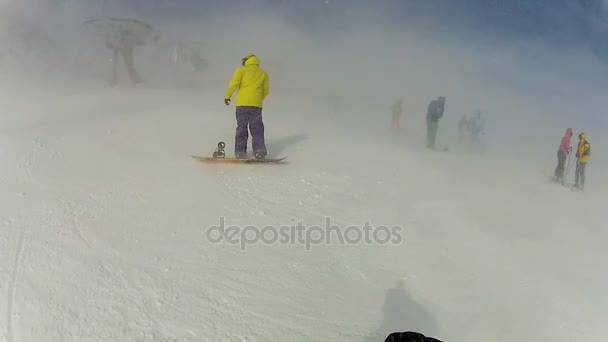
[213,141,226,158]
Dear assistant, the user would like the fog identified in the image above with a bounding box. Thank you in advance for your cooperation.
[2,0,606,166]
[0,1,607,341]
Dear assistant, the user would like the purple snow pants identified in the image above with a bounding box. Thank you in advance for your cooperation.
[235,106,267,156]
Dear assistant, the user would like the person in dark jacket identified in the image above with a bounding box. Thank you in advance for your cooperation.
[385,331,444,342]
[426,96,446,149]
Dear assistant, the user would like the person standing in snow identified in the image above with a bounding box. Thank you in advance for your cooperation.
[391,99,404,129]
[224,54,270,159]
[574,132,591,190]
[553,128,573,184]
[468,109,485,147]
[426,96,446,149]
[458,114,469,144]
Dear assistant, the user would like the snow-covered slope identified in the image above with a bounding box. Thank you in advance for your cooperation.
[0,84,606,342]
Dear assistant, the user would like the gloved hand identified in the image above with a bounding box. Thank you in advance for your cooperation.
[224,99,230,106]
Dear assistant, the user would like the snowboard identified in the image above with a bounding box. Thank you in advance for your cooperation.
[192,155,287,164]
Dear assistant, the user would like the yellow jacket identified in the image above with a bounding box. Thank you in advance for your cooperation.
[224,55,269,108]
[577,133,591,163]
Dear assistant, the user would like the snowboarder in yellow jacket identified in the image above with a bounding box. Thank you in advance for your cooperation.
[224,55,270,159]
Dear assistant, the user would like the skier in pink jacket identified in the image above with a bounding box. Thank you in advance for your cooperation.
[553,128,573,184]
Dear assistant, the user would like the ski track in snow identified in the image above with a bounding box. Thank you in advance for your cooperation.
[62,200,92,249]
[5,136,43,342]
[7,229,26,342]
[18,137,44,179]
[0,87,605,341]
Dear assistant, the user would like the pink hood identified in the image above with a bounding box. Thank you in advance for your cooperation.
[559,128,573,152]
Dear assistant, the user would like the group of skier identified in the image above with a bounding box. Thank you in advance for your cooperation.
[553,128,591,190]
[390,97,442,147]
[391,96,485,151]
[389,96,446,149]
[389,96,592,190]
[107,31,594,186]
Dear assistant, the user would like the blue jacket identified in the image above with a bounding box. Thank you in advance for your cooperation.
[426,99,445,121]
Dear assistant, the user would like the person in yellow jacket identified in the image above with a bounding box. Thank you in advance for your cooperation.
[224,55,270,159]
[574,132,591,190]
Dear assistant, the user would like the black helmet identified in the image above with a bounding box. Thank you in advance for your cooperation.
[241,54,255,66]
